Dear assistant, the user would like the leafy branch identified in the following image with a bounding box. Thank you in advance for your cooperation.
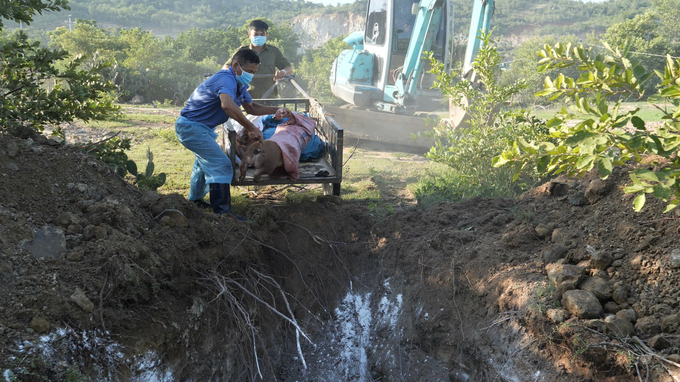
[494,39,680,212]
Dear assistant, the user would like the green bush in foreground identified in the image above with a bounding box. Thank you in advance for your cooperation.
[414,32,550,205]
[495,40,680,212]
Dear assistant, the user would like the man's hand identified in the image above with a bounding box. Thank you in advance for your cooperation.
[274,107,291,119]
[274,70,287,80]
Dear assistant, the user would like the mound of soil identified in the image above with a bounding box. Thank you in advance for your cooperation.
[2,131,680,382]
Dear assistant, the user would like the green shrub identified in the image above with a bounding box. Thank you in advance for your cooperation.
[495,40,680,212]
[415,32,550,205]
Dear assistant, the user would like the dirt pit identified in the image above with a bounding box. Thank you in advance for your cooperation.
[2,132,680,381]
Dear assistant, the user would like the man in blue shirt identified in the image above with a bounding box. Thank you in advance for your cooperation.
[175,48,289,217]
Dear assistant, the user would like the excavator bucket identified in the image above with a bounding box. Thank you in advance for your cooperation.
[325,106,434,149]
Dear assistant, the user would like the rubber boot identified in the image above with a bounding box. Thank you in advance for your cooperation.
[209,183,245,220]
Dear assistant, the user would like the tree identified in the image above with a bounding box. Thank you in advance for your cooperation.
[413,32,549,201]
[495,41,680,212]
[296,35,347,104]
[1,1,117,136]
[501,35,580,106]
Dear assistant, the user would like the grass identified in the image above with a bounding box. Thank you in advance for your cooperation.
[530,101,667,122]
[76,105,447,212]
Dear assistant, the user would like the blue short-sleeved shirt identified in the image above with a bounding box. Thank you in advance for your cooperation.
[180,68,253,128]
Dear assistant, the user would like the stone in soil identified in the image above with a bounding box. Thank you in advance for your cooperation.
[141,191,160,208]
[668,355,680,363]
[612,286,628,305]
[30,317,50,334]
[54,212,80,228]
[588,246,613,270]
[21,225,67,259]
[584,179,611,204]
[649,335,671,350]
[578,276,612,301]
[547,308,568,324]
[0,262,12,274]
[635,316,661,336]
[546,263,586,286]
[568,192,588,206]
[6,162,19,171]
[603,316,636,338]
[562,290,603,319]
[554,281,576,301]
[670,249,680,269]
[535,224,553,239]
[604,301,620,314]
[70,288,95,313]
[551,228,566,246]
[542,245,567,264]
[617,309,637,323]
[661,314,680,333]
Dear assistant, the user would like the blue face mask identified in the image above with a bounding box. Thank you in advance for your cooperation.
[234,64,254,86]
[252,35,266,47]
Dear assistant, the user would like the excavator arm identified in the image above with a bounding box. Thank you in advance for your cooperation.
[392,0,445,108]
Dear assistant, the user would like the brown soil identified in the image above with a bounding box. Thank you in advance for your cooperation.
[1,132,679,381]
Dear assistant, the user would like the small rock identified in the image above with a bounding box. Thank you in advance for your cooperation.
[30,317,50,334]
[613,249,626,260]
[46,138,60,146]
[158,210,188,228]
[66,249,84,262]
[0,262,12,274]
[653,304,674,316]
[562,290,603,319]
[584,179,611,204]
[635,316,661,335]
[589,248,613,270]
[551,228,566,245]
[141,191,160,208]
[611,260,623,268]
[668,354,680,363]
[546,263,586,286]
[5,162,19,171]
[22,226,66,259]
[25,328,34,334]
[55,212,80,228]
[535,224,553,239]
[554,281,576,301]
[547,308,569,324]
[604,316,636,337]
[568,192,588,206]
[604,301,620,314]
[579,277,612,301]
[617,309,637,323]
[83,225,107,241]
[6,141,18,157]
[70,288,94,313]
[649,335,671,350]
[661,314,680,333]
[542,245,568,264]
[612,286,628,305]
[670,249,680,269]
[316,195,342,206]
[67,224,83,235]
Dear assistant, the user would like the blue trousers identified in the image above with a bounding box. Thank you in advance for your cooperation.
[175,116,233,201]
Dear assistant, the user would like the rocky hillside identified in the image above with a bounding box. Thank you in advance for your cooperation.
[291,11,365,51]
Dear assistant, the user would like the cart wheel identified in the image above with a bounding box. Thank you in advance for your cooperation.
[323,183,341,196]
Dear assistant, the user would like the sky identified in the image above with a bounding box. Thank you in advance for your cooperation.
[306,0,606,7]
